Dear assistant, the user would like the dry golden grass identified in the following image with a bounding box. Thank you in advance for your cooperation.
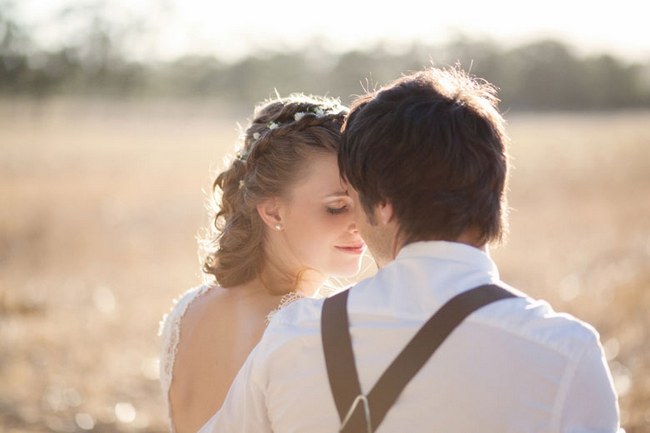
[0,99,648,433]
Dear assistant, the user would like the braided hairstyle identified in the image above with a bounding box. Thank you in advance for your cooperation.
[201,94,348,291]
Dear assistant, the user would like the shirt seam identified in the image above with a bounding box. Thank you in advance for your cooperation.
[463,311,578,357]
[548,336,591,431]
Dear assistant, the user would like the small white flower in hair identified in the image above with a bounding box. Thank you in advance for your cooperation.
[239,180,245,189]
[253,132,260,140]
[268,122,279,130]
[294,112,307,121]
[314,108,325,117]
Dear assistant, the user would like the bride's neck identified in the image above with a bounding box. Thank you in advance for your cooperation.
[258,258,325,297]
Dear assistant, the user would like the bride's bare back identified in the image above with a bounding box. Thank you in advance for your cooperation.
[161,283,286,433]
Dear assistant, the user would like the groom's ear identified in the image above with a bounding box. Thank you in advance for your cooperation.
[257,198,283,229]
[377,200,394,225]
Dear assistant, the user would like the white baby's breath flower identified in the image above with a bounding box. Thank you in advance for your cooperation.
[314,108,325,117]
[238,180,245,189]
[268,122,279,130]
[294,112,306,121]
[253,132,260,140]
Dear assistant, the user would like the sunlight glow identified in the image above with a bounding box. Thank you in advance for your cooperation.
[13,0,650,62]
[115,402,137,423]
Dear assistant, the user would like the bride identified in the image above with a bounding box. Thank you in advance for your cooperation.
[158,94,366,433]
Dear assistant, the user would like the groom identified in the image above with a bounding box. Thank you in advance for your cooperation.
[200,67,620,432]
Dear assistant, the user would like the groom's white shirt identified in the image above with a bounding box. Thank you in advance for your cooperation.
[199,241,620,433]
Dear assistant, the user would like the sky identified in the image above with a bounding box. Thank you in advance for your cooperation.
[13,0,650,63]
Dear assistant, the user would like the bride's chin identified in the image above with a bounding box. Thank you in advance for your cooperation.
[333,262,364,278]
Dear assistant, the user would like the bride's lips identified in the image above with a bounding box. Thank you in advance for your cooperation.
[335,243,366,255]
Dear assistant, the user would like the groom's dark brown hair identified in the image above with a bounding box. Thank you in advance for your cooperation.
[339,66,510,246]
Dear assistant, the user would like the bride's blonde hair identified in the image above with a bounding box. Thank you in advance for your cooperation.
[200,94,348,293]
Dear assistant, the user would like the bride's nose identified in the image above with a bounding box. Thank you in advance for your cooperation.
[347,220,359,234]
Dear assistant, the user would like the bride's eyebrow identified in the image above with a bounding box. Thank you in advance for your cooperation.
[322,190,349,199]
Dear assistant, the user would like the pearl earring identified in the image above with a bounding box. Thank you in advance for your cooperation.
[274,224,283,231]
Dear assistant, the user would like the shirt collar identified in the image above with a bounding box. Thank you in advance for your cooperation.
[395,240,500,280]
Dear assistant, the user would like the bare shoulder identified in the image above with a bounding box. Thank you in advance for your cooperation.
[178,285,237,335]
[177,283,281,356]
[173,285,263,372]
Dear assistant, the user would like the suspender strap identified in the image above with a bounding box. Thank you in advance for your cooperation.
[321,289,362,423]
[321,284,517,433]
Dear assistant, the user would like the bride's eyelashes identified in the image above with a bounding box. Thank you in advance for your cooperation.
[326,205,349,215]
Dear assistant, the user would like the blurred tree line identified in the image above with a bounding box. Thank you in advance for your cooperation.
[2,0,650,111]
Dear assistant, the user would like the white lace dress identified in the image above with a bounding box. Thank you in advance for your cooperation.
[158,284,302,432]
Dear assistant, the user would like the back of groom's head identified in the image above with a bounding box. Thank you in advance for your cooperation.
[339,66,510,247]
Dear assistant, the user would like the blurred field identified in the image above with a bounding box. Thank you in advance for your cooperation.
[0,98,649,433]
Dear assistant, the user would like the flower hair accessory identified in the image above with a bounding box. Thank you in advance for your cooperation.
[294,105,330,121]
[235,149,248,161]
[238,102,346,161]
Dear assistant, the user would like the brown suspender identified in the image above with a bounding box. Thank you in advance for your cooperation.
[321,284,517,433]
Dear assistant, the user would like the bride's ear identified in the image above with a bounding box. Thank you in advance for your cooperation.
[257,198,284,231]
